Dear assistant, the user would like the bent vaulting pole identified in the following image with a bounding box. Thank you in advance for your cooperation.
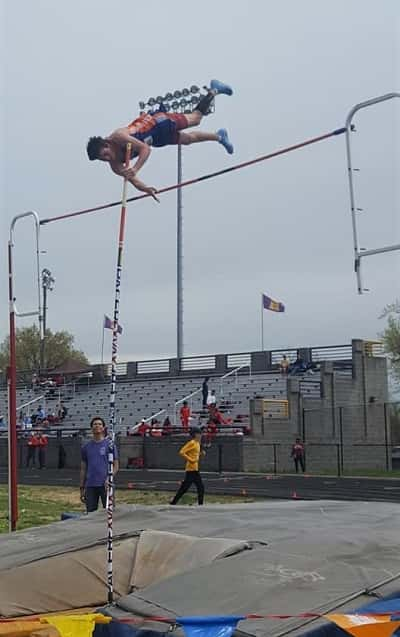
[107,142,131,604]
[40,127,347,226]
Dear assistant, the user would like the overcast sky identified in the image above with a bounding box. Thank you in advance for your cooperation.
[1,0,399,364]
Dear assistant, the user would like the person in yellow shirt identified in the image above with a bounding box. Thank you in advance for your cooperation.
[170,426,205,505]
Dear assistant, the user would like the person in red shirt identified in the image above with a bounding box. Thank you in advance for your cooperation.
[291,438,305,473]
[180,401,191,433]
[37,431,48,469]
[26,432,40,468]
[137,419,150,437]
[209,404,232,426]
[205,420,217,448]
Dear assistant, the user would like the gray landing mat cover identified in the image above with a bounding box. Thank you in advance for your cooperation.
[1,501,400,637]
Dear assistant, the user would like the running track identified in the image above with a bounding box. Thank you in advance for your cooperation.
[1,468,400,503]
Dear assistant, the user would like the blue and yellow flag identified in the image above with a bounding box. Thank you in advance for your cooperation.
[262,294,285,313]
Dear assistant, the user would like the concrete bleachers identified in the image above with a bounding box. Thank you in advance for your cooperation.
[0,370,293,432]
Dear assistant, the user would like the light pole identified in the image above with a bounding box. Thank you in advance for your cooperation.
[40,268,55,373]
[139,85,213,361]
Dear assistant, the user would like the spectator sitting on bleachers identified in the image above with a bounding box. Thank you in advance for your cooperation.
[22,414,32,431]
[279,355,290,375]
[180,401,191,433]
[208,404,232,426]
[150,420,162,437]
[162,416,172,436]
[289,356,316,376]
[58,403,68,421]
[36,405,46,422]
[47,379,56,396]
[206,389,217,407]
[137,419,150,436]
[47,411,59,425]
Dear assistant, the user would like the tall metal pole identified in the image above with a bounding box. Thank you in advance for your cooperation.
[261,293,264,351]
[177,144,183,360]
[7,243,18,532]
[40,284,47,372]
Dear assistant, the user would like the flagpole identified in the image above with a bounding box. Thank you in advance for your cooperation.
[261,293,264,351]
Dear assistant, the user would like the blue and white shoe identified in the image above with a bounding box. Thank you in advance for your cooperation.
[217,128,234,154]
[210,79,233,96]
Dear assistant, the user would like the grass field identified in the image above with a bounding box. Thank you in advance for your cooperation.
[0,486,255,533]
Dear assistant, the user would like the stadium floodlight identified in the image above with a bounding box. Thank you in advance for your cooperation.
[173,90,182,98]
[164,102,171,111]
[40,267,55,374]
[179,98,186,108]
[191,95,198,105]
[190,85,200,93]
[172,100,179,110]
[156,96,163,103]
[148,97,156,106]
[139,101,145,110]
[164,92,173,101]
[182,88,190,96]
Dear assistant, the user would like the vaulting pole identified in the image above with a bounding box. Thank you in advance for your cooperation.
[106,142,131,604]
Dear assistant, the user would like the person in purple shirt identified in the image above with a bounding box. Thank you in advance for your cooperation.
[80,417,119,513]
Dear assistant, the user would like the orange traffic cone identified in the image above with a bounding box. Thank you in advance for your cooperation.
[291,490,298,499]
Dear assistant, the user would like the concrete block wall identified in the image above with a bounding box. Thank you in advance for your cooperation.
[246,340,390,471]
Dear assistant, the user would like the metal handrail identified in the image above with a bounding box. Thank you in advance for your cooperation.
[17,394,46,415]
[220,363,251,397]
[130,408,167,434]
[144,408,167,424]
[174,388,203,425]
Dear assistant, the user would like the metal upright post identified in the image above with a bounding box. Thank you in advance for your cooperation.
[8,211,42,531]
[345,92,400,293]
[177,144,183,361]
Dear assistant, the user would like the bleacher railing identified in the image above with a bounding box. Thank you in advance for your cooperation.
[180,356,216,372]
[220,363,251,397]
[6,340,383,391]
[137,359,170,375]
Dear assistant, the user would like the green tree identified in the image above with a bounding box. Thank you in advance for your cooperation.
[0,325,89,373]
[380,300,400,383]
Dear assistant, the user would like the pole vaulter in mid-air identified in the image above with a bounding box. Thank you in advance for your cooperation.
[86,79,233,199]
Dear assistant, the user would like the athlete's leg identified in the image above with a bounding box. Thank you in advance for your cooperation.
[178,130,219,144]
[178,129,234,154]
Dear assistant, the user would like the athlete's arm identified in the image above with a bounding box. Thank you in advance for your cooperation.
[130,176,160,202]
[109,127,151,175]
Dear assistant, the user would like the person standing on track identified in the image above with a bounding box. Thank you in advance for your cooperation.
[291,438,305,473]
[80,417,119,513]
[170,426,205,505]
